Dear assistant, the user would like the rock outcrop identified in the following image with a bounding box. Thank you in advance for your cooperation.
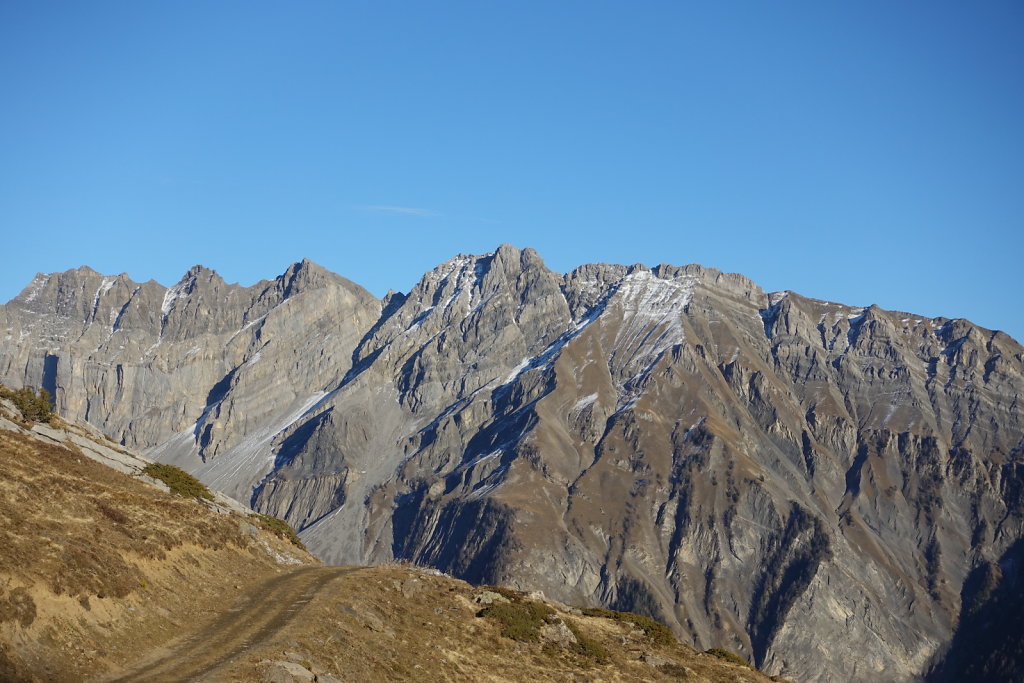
[2,245,1022,681]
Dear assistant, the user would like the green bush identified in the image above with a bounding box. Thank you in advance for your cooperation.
[481,585,524,602]
[251,513,306,550]
[1,385,54,424]
[705,647,754,669]
[580,607,675,646]
[142,463,213,501]
[478,599,555,642]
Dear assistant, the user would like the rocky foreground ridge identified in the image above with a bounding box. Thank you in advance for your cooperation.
[1,245,1022,681]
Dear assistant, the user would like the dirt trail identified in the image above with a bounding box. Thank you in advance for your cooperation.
[101,566,356,683]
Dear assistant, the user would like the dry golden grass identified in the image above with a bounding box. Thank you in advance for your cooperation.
[0,431,253,597]
[0,428,316,682]
[214,564,781,682]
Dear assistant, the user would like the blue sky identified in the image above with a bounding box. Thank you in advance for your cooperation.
[2,2,1022,340]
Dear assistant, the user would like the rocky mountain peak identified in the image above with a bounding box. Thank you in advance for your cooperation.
[7,267,139,322]
[183,263,215,279]
[277,258,358,300]
[163,264,225,297]
[9,273,52,308]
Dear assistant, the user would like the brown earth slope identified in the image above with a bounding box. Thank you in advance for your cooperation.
[0,402,316,682]
[106,563,781,682]
[0,399,777,682]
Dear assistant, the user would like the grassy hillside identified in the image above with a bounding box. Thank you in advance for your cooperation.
[0,396,779,682]
[0,406,315,682]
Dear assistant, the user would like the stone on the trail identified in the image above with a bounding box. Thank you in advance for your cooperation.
[261,660,315,682]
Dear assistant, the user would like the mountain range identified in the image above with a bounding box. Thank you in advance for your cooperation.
[2,245,1022,681]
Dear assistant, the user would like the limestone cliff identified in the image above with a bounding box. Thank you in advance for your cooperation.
[2,245,1022,681]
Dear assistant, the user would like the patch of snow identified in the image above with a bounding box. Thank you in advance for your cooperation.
[440,256,487,315]
[226,313,270,344]
[504,357,532,384]
[20,275,46,304]
[683,417,706,441]
[405,307,434,332]
[466,465,508,500]
[497,270,696,405]
[434,256,470,282]
[616,396,640,414]
[161,282,188,316]
[572,393,598,411]
[459,449,502,471]
[607,271,695,390]
[401,255,495,334]
[573,278,605,302]
[498,303,604,389]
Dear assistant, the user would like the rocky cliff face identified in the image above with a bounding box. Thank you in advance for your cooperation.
[2,245,1022,681]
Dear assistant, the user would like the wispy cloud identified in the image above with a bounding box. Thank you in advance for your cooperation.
[359,205,440,217]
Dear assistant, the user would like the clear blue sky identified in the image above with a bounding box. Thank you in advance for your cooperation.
[2,2,1022,340]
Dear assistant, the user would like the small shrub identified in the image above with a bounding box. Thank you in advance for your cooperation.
[143,463,213,500]
[250,513,306,550]
[478,599,555,642]
[580,607,675,646]
[0,587,37,627]
[0,385,54,424]
[705,647,754,669]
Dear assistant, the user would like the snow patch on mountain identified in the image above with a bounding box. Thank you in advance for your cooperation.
[161,283,186,316]
[606,270,695,387]
[17,275,47,305]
